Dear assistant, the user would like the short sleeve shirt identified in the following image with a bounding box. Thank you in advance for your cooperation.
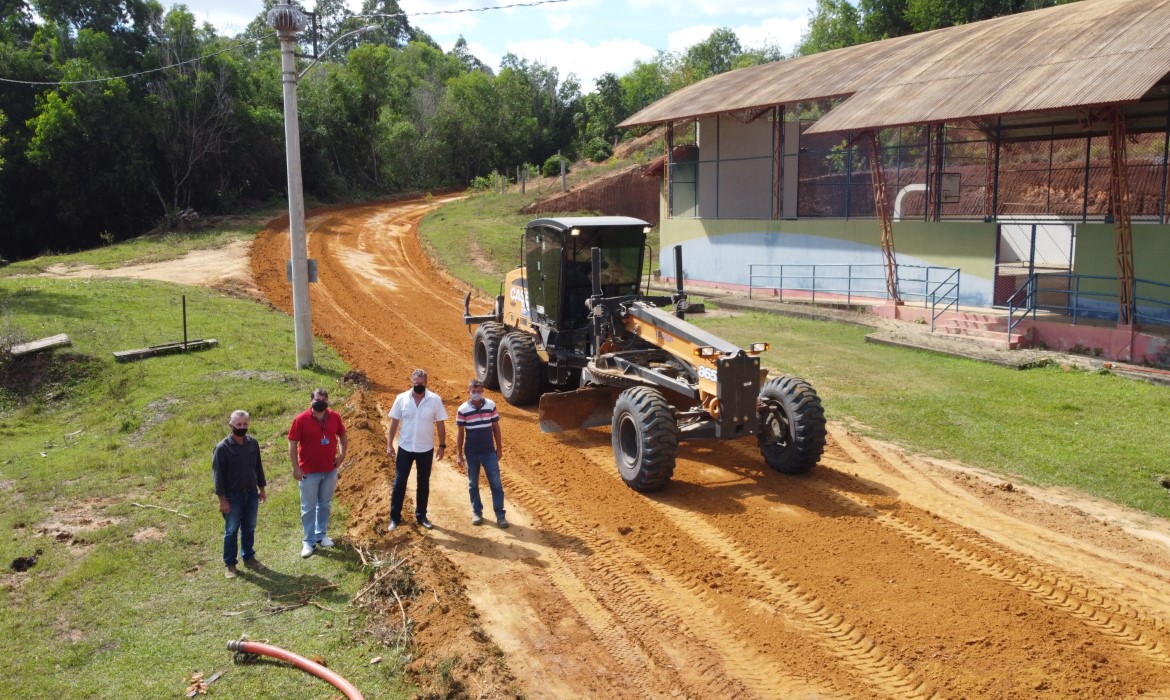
[389,389,448,452]
[287,408,346,473]
[456,398,499,455]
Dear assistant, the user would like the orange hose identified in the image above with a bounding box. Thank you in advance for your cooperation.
[227,639,365,700]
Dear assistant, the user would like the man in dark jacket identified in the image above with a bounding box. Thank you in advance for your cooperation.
[213,409,267,579]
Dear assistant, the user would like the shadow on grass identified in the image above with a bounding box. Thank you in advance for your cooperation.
[237,564,349,606]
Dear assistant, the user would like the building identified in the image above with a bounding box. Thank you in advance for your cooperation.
[620,0,1170,364]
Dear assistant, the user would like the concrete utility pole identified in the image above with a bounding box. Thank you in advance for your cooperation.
[269,2,313,369]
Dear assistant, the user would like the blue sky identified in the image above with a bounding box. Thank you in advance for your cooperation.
[182,0,816,92]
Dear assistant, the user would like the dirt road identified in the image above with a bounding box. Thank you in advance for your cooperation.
[250,199,1170,699]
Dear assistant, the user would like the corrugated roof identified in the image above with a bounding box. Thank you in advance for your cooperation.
[618,0,1170,135]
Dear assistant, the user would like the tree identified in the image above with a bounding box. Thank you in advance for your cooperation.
[682,28,742,82]
[0,110,7,170]
[799,0,863,55]
[859,0,912,40]
[359,0,411,48]
[450,36,490,74]
[144,7,238,223]
[620,58,668,117]
[26,68,153,247]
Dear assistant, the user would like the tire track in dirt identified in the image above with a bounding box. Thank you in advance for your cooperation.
[251,199,1170,699]
[817,430,1170,667]
[503,466,843,699]
[548,439,942,699]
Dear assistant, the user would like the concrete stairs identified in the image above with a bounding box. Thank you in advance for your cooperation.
[933,312,1027,350]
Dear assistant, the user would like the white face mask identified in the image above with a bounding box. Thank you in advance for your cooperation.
[469,391,484,402]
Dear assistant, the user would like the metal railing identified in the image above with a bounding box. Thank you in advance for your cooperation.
[1006,272,1170,335]
[928,268,961,332]
[747,263,960,310]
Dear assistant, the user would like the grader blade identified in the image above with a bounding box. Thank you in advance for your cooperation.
[538,388,617,433]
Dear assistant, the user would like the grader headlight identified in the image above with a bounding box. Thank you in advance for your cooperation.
[693,346,717,358]
[748,342,770,354]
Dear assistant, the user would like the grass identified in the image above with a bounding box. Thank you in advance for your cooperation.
[0,272,413,698]
[699,311,1170,517]
[0,212,275,275]
[420,191,1170,520]
[422,160,661,296]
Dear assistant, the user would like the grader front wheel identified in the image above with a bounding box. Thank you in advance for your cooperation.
[757,375,827,474]
[612,387,678,492]
[473,322,506,390]
[497,332,542,406]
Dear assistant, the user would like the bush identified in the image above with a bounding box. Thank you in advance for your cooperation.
[542,154,570,178]
[583,137,613,163]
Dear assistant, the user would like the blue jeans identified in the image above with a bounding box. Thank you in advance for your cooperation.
[222,490,259,566]
[299,469,338,547]
[390,448,433,523]
[466,451,505,519]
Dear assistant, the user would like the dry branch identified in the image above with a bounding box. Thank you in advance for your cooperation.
[130,502,190,518]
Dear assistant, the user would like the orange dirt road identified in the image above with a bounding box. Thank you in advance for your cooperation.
[252,199,1170,699]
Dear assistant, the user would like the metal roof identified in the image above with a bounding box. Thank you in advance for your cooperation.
[618,0,1170,136]
[527,216,650,230]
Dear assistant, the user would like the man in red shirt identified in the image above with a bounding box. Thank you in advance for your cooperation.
[287,388,348,558]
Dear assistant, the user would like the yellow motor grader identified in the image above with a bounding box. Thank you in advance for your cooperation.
[463,216,826,491]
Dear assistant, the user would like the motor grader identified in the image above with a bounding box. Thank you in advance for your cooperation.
[463,216,826,491]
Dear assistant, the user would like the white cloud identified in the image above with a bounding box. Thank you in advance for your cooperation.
[184,3,255,35]
[547,13,574,31]
[629,0,813,19]
[502,37,657,89]
[735,17,808,54]
[667,24,716,53]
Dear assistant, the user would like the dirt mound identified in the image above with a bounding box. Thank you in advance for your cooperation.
[521,164,660,225]
[337,389,519,698]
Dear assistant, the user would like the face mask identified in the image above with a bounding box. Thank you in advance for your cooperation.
[232,427,248,437]
[312,400,328,412]
[412,384,426,395]
[469,392,484,402]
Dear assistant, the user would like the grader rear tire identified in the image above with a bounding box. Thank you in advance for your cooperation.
[611,387,678,492]
[498,333,542,406]
[757,375,826,474]
[473,322,506,390]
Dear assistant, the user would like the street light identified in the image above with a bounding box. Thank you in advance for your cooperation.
[268,2,313,368]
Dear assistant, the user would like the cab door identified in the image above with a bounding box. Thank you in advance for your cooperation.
[524,225,565,328]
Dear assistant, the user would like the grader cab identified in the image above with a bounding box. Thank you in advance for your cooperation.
[463,216,826,491]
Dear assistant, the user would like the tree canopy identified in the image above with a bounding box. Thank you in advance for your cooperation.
[0,0,1064,260]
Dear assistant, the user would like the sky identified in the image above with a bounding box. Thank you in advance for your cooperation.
[182,0,817,92]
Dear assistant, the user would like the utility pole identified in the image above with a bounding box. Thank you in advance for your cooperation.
[268,2,313,368]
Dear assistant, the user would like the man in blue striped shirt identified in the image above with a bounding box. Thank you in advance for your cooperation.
[455,378,508,528]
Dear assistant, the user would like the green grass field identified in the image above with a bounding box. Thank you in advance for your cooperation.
[419,204,1170,519]
[0,227,413,697]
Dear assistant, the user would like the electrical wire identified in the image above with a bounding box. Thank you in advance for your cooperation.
[358,0,571,21]
[0,33,275,86]
[0,0,575,88]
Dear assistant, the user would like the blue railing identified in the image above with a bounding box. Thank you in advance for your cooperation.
[1006,272,1170,335]
[928,268,961,332]
[747,263,960,311]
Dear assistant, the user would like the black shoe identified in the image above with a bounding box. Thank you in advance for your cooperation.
[417,518,434,530]
[386,521,400,533]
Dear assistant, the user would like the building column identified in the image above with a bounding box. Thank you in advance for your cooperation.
[1107,107,1136,328]
[865,131,901,304]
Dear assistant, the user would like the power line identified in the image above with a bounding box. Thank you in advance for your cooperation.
[358,0,571,20]
[0,34,274,86]
[0,0,575,88]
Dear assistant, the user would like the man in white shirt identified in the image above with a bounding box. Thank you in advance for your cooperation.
[386,368,448,531]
